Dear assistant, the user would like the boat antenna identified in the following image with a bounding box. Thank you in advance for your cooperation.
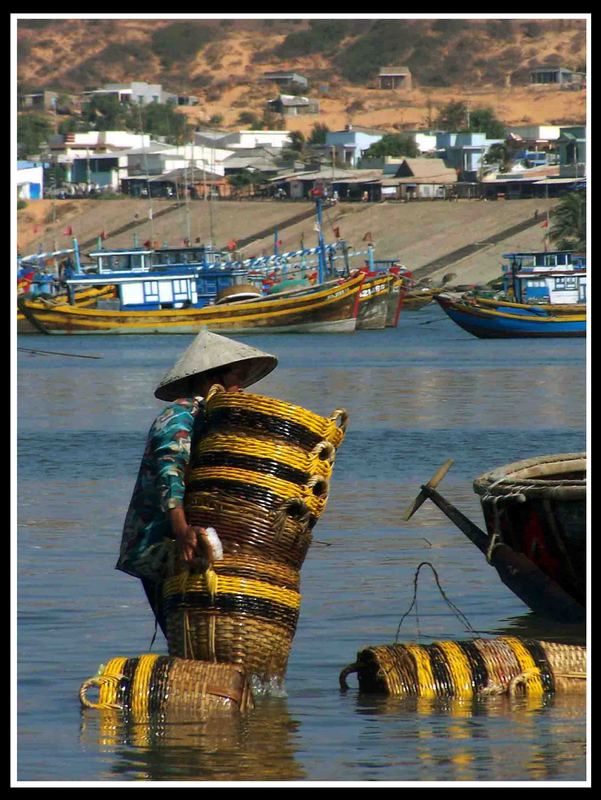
[137,104,155,243]
[207,144,216,247]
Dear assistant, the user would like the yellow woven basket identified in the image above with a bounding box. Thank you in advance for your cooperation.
[339,637,586,698]
[163,569,301,684]
[205,384,348,450]
[79,654,254,715]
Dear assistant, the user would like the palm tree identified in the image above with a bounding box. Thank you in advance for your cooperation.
[548,190,586,251]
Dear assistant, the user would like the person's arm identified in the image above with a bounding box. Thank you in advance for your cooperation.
[152,403,207,564]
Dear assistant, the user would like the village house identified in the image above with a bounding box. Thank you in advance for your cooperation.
[378,66,412,90]
[325,125,385,168]
[18,90,59,112]
[381,158,458,200]
[267,94,320,116]
[214,130,293,150]
[262,71,309,91]
[81,81,180,105]
[556,126,586,179]
[436,131,505,181]
[529,66,584,87]
[17,160,45,200]
[145,166,231,200]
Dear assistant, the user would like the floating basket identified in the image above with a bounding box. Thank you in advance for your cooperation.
[79,654,254,715]
[163,568,301,684]
[339,637,586,698]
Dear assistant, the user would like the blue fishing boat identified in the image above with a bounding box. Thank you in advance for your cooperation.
[437,249,587,338]
[435,293,585,338]
[501,250,586,307]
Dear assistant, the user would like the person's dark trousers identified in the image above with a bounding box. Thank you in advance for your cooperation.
[141,577,168,639]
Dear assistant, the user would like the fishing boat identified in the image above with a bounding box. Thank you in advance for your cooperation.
[435,293,586,338]
[17,285,116,333]
[402,286,441,310]
[443,249,588,334]
[356,272,394,330]
[361,258,406,328]
[18,271,365,335]
[386,274,406,327]
[16,242,116,333]
[404,454,586,623]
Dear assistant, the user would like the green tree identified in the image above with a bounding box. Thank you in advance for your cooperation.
[469,107,506,138]
[288,131,306,153]
[307,123,330,145]
[363,133,419,159]
[548,190,586,251]
[484,142,512,172]
[435,101,468,131]
[81,94,128,130]
[17,112,53,158]
[227,170,263,197]
[130,102,191,144]
[237,111,263,129]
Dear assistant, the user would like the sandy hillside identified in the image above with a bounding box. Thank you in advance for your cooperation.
[17,18,587,133]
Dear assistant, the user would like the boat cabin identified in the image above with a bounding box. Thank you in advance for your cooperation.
[502,251,587,305]
[66,244,250,310]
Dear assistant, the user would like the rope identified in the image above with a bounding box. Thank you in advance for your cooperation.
[394,562,478,644]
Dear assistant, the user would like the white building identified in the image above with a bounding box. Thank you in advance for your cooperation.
[17,161,44,199]
[507,125,563,142]
[219,130,292,150]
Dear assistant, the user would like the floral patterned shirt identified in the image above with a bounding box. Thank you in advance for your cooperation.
[116,397,204,578]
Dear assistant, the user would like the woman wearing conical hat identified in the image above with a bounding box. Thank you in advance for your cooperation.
[116,328,278,638]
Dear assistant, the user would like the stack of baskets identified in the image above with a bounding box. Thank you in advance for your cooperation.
[339,636,586,698]
[163,384,348,685]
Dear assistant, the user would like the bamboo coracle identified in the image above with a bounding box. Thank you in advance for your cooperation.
[163,385,348,686]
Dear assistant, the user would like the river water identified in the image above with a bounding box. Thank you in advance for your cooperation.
[15,303,589,786]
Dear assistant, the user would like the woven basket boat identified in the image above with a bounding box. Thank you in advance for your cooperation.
[473,453,586,608]
[339,637,586,698]
[163,386,349,684]
[79,654,254,715]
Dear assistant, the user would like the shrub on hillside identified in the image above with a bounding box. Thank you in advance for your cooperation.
[151,21,215,67]
[274,19,350,59]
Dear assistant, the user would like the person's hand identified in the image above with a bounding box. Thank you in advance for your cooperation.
[177,524,210,565]
[168,507,210,565]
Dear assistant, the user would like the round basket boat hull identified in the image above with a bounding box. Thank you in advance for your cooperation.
[473,453,586,607]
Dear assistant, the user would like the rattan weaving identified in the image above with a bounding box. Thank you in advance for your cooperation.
[339,637,586,698]
[79,654,254,714]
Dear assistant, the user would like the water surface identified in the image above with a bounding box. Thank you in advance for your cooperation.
[16,304,588,784]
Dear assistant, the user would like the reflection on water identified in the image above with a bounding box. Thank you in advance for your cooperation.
[79,697,305,782]
[17,329,587,783]
[350,693,587,782]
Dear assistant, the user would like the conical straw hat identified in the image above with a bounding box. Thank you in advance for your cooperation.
[154,328,278,401]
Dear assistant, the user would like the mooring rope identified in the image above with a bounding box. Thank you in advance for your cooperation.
[394,561,478,644]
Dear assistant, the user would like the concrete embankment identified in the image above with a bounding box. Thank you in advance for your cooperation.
[17,197,558,286]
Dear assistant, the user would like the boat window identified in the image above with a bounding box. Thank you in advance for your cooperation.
[143,280,160,302]
[173,279,190,300]
[130,254,144,270]
[526,279,547,288]
[554,277,566,290]
[109,255,127,270]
